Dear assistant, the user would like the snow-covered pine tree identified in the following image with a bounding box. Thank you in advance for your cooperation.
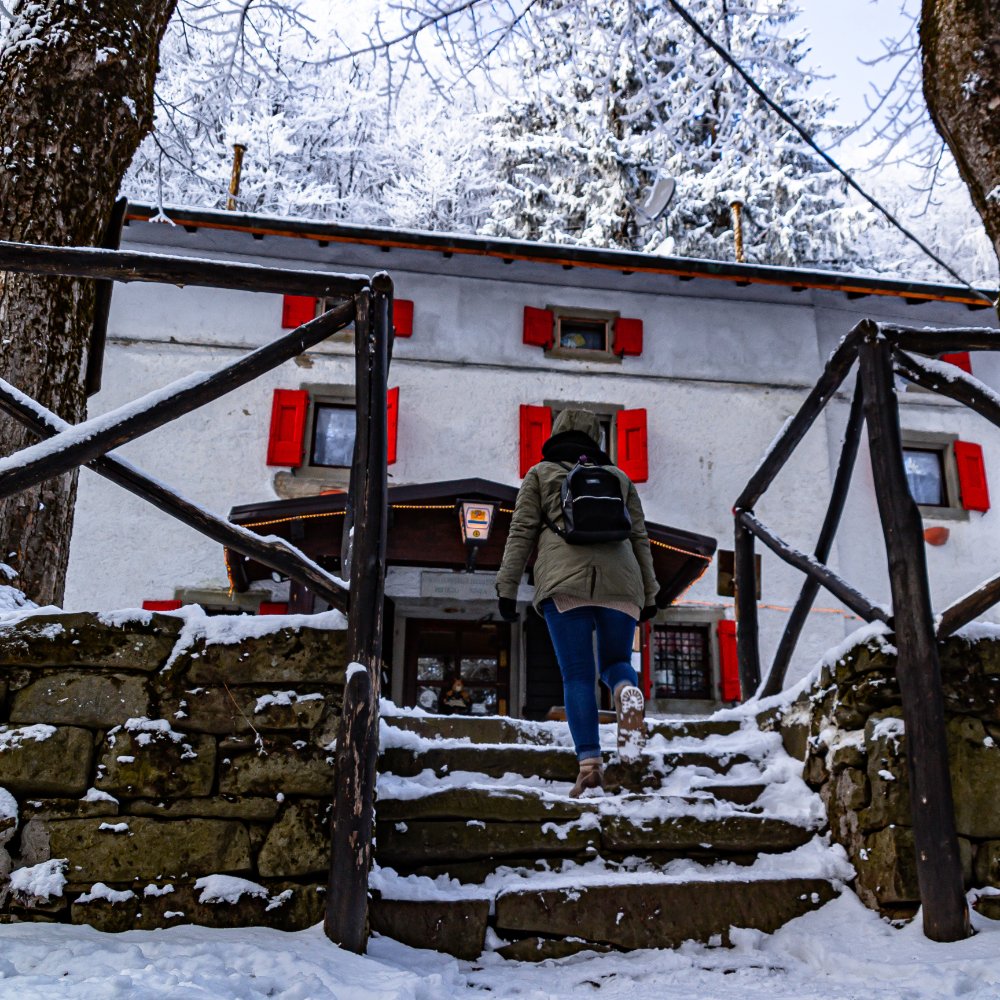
[482,0,879,268]
[124,3,496,231]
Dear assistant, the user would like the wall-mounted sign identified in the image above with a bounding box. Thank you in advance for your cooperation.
[420,570,498,602]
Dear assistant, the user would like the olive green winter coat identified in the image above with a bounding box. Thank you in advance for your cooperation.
[495,410,658,611]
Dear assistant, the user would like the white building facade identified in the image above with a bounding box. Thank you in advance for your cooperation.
[63,204,1000,717]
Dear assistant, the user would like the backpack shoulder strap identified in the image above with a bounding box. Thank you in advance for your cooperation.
[540,461,575,537]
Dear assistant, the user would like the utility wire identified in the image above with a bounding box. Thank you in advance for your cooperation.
[663,0,996,306]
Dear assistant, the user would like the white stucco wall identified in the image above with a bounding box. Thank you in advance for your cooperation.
[62,219,1000,689]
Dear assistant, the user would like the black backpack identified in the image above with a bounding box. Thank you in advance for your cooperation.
[542,459,632,545]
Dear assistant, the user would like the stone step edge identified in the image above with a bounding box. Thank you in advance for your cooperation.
[375,792,794,824]
[369,876,841,959]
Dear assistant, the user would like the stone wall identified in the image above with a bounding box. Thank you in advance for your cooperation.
[802,629,1000,919]
[0,610,346,931]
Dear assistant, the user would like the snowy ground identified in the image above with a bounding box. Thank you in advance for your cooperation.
[0,891,998,999]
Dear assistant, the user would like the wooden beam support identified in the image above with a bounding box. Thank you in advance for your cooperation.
[326,275,392,952]
[938,574,1000,638]
[0,299,356,503]
[736,324,863,511]
[0,239,369,298]
[761,373,867,697]
[859,335,970,942]
[893,349,1000,430]
[734,519,762,698]
[879,324,1000,354]
[738,511,889,626]
[0,379,348,611]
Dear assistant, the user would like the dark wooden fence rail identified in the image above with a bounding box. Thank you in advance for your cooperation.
[732,317,1000,943]
[0,238,393,953]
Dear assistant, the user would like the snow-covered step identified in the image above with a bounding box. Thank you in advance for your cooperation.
[372,707,831,958]
[379,743,755,783]
[377,812,814,870]
[376,785,771,823]
[493,876,839,951]
[382,711,741,746]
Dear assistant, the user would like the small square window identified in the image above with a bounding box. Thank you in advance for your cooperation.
[311,403,355,468]
[558,316,608,352]
[547,307,620,362]
[899,432,968,520]
[903,448,946,507]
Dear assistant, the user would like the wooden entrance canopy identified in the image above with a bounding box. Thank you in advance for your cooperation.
[226,478,716,606]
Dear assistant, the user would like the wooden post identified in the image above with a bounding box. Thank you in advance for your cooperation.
[730,200,745,263]
[733,518,761,698]
[326,277,392,952]
[226,143,247,211]
[762,373,866,696]
[859,334,970,942]
[86,196,129,397]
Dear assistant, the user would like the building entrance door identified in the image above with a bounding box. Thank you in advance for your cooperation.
[403,619,511,716]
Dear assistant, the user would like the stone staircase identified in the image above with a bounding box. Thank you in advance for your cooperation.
[370,707,848,960]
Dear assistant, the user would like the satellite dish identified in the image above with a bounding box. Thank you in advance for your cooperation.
[636,175,676,224]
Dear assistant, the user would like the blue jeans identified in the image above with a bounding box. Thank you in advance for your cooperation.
[540,599,638,761]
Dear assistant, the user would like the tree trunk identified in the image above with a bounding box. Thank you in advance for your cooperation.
[0,0,177,604]
[920,0,1000,269]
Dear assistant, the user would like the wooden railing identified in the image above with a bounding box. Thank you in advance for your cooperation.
[732,317,1000,942]
[0,239,392,952]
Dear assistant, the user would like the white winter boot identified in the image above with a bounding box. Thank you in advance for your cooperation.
[615,684,646,762]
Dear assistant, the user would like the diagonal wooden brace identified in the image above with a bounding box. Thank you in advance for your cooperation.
[0,379,349,611]
[0,298,356,502]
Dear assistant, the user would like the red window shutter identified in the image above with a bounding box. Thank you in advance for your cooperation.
[940,352,972,374]
[613,317,643,356]
[717,619,741,702]
[267,389,309,467]
[955,440,990,511]
[142,600,182,612]
[258,601,289,615]
[617,408,648,483]
[519,404,552,477]
[523,307,554,349]
[387,386,400,466]
[281,295,318,329]
[393,299,414,338]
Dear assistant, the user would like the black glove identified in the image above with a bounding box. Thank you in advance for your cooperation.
[639,605,657,622]
[497,597,519,622]
[655,588,669,609]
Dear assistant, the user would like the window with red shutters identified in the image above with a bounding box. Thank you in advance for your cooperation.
[387,386,399,465]
[939,352,972,374]
[617,408,648,482]
[523,307,554,349]
[393,299,414,338]
[613,317,643,356]
[955,440,990,512]
[142,600,182,612]
[519,405,552,476]
[717,619,741,702]
[281,295,318,329]
[267,389,309,467]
